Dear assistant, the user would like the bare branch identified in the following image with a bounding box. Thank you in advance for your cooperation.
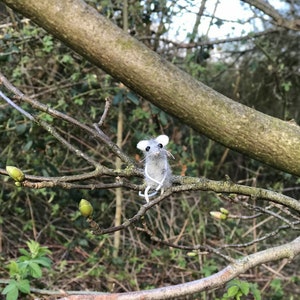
[140,29,279,50]
[241,0,300,30]
[58,236,300,300]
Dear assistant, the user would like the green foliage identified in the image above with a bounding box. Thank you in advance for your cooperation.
[220,279,261,300]
[42,35,54,53]
[200,259,218,277]
[1,240,52,300]
[269,278,284,299]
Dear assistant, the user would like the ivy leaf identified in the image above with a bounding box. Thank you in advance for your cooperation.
[127,92,139,105]
[252,287,262,300]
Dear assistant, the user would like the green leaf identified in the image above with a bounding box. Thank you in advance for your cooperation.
[1,281,18,295]
[251,287,262,300]
[18,248,30,258]
[74,97,84,106]
[239,281,250,295]
[5,289,18,300]
[32,257,52,268]
[227,285,239,297]
[22,140,33,152]
[27,240,39,256]
[281,81,292,92]
[17,279,30,294]
[159,111,168,126]
[6,261,20,277]
[28,262,42,278]
[39,113,54,122]
[127,92,139,105]
[42,35,54,53]
[113,92,124,105]
[60,54,73,64]
[15,124,27,135]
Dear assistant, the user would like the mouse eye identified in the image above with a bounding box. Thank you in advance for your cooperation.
[158,143,163,148]
[146,146,150,151]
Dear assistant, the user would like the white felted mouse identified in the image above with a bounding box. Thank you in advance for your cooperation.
[137,135,173,202]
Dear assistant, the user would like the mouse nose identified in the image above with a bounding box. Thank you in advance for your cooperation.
[153,149,160,156]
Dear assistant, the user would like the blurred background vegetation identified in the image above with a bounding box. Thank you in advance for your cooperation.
[0,0,300,299]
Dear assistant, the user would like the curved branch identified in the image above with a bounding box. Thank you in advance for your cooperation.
[58,236,300,300]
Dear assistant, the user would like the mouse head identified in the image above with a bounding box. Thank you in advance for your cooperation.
[137,135,169,156]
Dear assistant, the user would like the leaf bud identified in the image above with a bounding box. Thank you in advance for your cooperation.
[220,207,229,215]
[79,199,93,217]
[6,166,25,182]
[187,251,198,257]
[210,211,227,220]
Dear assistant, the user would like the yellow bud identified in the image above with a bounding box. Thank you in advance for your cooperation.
[15,182,22,187]
[79,199,93,217]
[210,211,227,220]
[6,166,25,182]
[220,207,229,215]
[187,251,198,257]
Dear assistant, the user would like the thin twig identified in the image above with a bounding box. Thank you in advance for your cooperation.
[93,123,135,166]
[136,216,235,262]
[0,72,136,166]
[85,188,173,235]
[98,97,112,126]
[0,90,34,120]
[221,194,297,227]
[220,221,300,249]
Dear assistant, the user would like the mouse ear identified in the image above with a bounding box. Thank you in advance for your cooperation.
[137,140,149,151]
[155,135,169,146]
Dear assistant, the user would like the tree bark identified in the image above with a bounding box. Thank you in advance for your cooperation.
[2,0,300,176]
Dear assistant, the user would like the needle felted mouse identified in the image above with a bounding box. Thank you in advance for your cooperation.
[137,134,173,202]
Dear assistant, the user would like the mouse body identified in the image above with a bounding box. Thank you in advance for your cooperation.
[137,135,173,202]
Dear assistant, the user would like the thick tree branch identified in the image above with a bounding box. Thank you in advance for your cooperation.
[2,0,300,176]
